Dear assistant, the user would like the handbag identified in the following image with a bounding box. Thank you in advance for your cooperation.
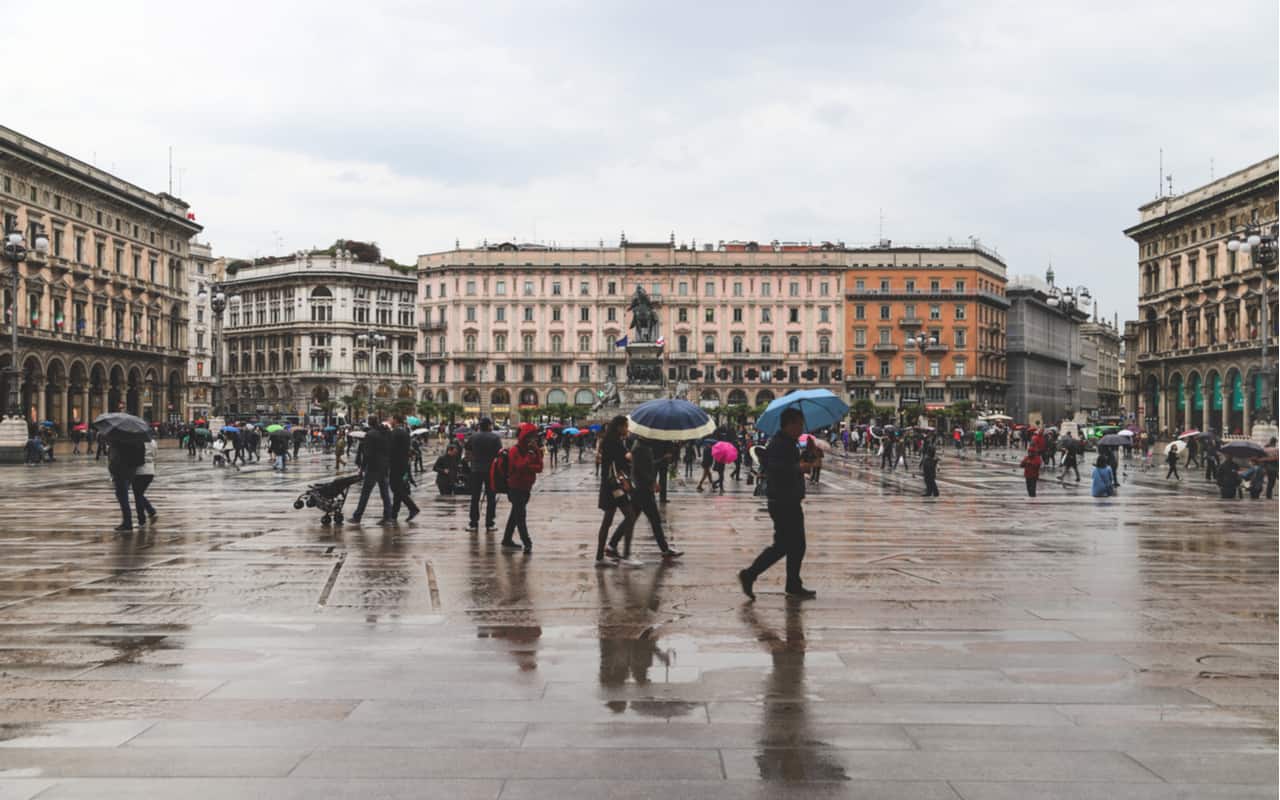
[608,462,632,507]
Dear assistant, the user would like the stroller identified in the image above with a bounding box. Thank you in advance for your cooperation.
[293,474,363,525]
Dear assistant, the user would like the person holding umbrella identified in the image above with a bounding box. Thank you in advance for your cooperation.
[95,412,151,532]
[132,432,159,525]
[598,415,639,566]
[629,437,682,561]
[1165,442,1181,480]
[738,407,816,600]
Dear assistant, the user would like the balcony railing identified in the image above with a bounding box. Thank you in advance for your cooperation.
[897,317,924,328]
[419,320,448,332]
[872,342,899,353]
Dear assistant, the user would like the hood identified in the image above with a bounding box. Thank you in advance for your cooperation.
[517,423,540,442]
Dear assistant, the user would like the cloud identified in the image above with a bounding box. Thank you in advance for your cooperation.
[5,0,1275,324]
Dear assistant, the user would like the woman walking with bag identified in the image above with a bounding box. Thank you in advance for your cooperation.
[132,434,159,526]
[596,415,640,567]
[500,423,544,553]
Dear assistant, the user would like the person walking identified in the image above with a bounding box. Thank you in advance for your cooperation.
[803,438,823,486]
[350,417,393,525]
[1059,439,1080,483]
[334,429,347,471]
[465,418,502,533]
[920,439,940,497]
[629,437,683,561]
[388,414,420,522]
[1020,448,1042,497]
[597,415,640,567]
[683,441,696,480]
[1264,438,1278,500]
[1091,458,1115,497]
[132,435,159,525]
[107,435,146,532]
[880,436,893,470]
[500,423,544,552]
[695,441,714,492]
[1165,445,1181,480]
[1215,458,1242,499]
[738,407,815,600]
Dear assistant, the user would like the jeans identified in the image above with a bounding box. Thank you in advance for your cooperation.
[390,472,418,519]
[112,474,133,527]
[131,475,156,521]
[631,492,669,553]
[1166,463,1180,479]
[468,471,496,528]
[353,471,391,521]
[1026,477,1038,497]
[744,501,806,591]
[598,502,637,559]
[503,489,531,546]
[274,454,285,470]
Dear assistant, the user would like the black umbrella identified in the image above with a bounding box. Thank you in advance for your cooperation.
[92,412,151,443]
[1219,440,1265,460]
[1097,434,1129,447]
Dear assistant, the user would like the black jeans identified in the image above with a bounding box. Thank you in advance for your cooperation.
[503,489,531,546]
[353,471,391,520]
[598,502,637,559]
[112,474,133,527]
[745,501,806,591]
[131,474,156,521]
[1061,463,1079,481]
[469,471,496,528]
[390,472,418,519]
[1166,463,1180,479]
[1026,477,1037,497]
[922,468,939,497]
[631,492,670,553]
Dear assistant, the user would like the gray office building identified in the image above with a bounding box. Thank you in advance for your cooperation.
[1005,271,1089,425]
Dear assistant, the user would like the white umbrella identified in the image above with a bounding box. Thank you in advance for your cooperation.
[982,413,1013,422]
[410,428,430,437]
[1116,429,1134,438]
[1164,440,1185,455]
[348,430,367,440]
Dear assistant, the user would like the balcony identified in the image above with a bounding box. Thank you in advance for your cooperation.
[872,342,899,354]
[416,351,448,361]
[897,317,924,328]
[419,320,447,333]
[668,351,697,361]
[808,351,842,362]
[925,342,950,354]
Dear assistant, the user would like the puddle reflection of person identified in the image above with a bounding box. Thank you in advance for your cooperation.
[595,563,696,720]
[468,531,542,672]
[741,600,849,781]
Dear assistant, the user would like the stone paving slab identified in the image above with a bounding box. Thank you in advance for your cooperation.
[0,445,1274,797]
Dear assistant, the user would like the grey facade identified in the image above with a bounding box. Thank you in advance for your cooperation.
[1080,319,1123,418]
[1005,273,1088,425]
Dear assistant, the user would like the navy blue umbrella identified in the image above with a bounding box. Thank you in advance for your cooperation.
[627,398,715,442]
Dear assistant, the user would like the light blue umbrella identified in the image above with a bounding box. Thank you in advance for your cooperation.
[562,427,580,436]
[754,389,850,436]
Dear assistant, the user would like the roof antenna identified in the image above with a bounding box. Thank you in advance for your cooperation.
[168,146,173,194]
[1158,148,1163,198]
[1210,157,1215,181]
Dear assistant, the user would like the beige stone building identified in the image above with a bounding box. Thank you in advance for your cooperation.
[185,241,221,420]
[416,238,846,421]
[0,125,202,428]
[1123,155,1279,435]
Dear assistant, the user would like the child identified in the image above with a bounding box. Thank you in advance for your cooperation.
[1020,448,1043,497]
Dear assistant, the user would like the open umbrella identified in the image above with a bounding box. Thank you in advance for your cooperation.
[627,398,715,442]
[323,425,337,432]
[711,440,738,464]
[754,389,850,436]
[982,413,1013,422]
[588,424,602,432]
[406,416,421,427]
[265,424,284,433]
[562,427,581,436]
[1178,429,1201,440]
[349,430,367,440]
[92,412,152,443]
[1115,429,1134,438]
[798,434,831,451]
[72,422,88,432]
[410,428,430,437]
[221,425,240,433]
[1219,440,1266,460]
[1097,433,1128,447]
[548,422,564,430]
[39,420,54,428]
[1164,440,1186,455]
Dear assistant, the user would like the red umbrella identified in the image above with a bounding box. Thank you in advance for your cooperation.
[73,423,88,432]
[711,441,738,464]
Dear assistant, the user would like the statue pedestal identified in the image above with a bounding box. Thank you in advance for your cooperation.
[0,416,29,464]
[617,342,667,416]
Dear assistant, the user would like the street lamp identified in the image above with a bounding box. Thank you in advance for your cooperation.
[196,283,228,418]
[1046,284,1091,422]
[1227,222,1278,427]
[4,219,49,419]
[905,331,937,423]
[357,329,387,406]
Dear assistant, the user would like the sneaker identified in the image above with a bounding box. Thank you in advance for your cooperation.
[661,549,684,560]
[113,523,132,533]
[500,540,522,551]
[594,558,618,568]
[618,556,645,568]
[465,525,479,533]
[738,570,755,600]
[604,546,623,561]
[486,525,498,533]
[406,509,419,522]
[785,586,818,600]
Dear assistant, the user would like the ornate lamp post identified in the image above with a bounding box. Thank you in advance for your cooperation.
[904,331,937,424]
[1,220,48,461]
[1047,284,1091,421]
[357,329,387,410]
[196,283,228,417]
[1227,222,1278,429]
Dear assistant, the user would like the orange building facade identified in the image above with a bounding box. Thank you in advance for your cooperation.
[844,245,1008,414]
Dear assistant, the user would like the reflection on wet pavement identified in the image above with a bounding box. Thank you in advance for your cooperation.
[0,445,1275,798]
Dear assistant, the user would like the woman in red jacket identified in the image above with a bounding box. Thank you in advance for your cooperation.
[1020,447,1042,497]
[501,423,544,553]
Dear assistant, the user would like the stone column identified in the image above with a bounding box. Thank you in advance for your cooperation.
[1242,377,1252,437]
[1182,383,1191,433]
[35,385,46,424]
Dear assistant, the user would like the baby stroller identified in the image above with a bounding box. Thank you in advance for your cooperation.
[293,474,363,525]
[211,439,231,468]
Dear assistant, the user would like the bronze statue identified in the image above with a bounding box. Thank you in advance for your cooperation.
[627,286,659,343]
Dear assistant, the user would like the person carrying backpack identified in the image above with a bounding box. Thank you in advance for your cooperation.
[107,437,146,531]
[498,423,543,552]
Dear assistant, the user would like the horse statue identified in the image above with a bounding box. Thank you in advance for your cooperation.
[627,286,659,343]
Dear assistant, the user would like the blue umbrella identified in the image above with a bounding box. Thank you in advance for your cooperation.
[627,398,715,442]
[324,425,337,432]
[588,424,602,432]
[39,420,54,427]
[221,425,240,433]
[754,389,850,436]
[562,427,580,436]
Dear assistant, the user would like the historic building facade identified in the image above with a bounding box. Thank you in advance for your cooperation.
[1080,317,1123,418]
[220,250,418,418]
[1005,272,1090,426]
[1123,155,1279,435]
[843,244,1009,413]
[0,125,202,428]
[185,241,219,420]
[416,238,846,421]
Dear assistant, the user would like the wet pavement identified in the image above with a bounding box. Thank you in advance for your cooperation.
[0,444,1275,799]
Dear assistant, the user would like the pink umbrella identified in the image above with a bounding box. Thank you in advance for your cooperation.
[711,441,738,464]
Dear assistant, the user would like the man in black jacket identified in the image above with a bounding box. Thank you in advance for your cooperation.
[466,418,502,532]
[388,414,419,522]
[739,407,816,600]
[630,438,682,560]
[351,416,393,524]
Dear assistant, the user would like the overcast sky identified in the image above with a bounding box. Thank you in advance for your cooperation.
[9,0,1277,322]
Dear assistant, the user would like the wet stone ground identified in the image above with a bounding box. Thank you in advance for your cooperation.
[0,442,1275,799]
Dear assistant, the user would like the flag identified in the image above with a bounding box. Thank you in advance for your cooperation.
[615,335,629,348]
[656,336,666,348]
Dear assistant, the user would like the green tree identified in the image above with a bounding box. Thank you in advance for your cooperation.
[850,398,878,422]
[416,400,438,423]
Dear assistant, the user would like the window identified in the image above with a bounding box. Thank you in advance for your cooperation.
[761,307,771,323]
[789,282,799,297]
[733,307,743,323]
[819,281,829,296]
[760,334,772,353]
[930,279,940,291]
[733,281,743,297]
[789,307,799,324]
[523,306,534,322]
[929,360,940,377]
[905,279,915,292]
[704,335,715,353]
[879,305,890,320]
[954,304,966,320]
[678,307,688,323]
[704,281,715,297]
[950,387,969,401]
[551,307,562,322]
[95,241,105,267]
[761,282,771,297]
[465,334,477,353]
[879,328,891,344]
[818,306,829,323]
[904,358,916,377]
[929,304,941,320]
[879,360,891,378]
[954,279,966,292]
[522,334,534,353]
[466,306,477,322]
[551,365,563,380]
[854,304,865,321]
[607,307,617,322]
[853,328,866,347]
[819,336,830,353]
[551,334,562,353]
[607,281,616,295]
[74,235,84,263]
[879,279,889,291]
[465,280,476,296]
[579,364,591,381]
[551,281,562,296]
[495,333,507,352]
[495,364,506,382]
[854,359,865,376]
[705,308,715,323]
[495,280,506,296]
[732,335,744,353]
[495,306,506,322]
[954,359,966,377]
[580,306,590,322]
[954,329,966,347]
[579,334,591,352]
[579,281,589,296]
[788,335,800,353]
[678,282,688,296]
[678,334,688,353]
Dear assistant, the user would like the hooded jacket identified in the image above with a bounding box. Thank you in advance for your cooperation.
[506,423,544,491]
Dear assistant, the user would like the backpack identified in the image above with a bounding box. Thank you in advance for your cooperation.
[488,448,511,493]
